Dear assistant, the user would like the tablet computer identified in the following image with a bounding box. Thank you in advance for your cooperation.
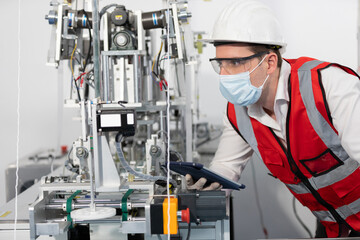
[166,161,245,190]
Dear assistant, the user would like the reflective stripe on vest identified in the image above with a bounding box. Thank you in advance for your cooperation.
[233,104,262,157]
[227,57,360,237]
[287,59,360,198]
[313,197,360,223]
[286,159,359,194]
[298,60,349,161]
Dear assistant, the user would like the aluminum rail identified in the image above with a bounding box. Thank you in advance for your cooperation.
[45,201,146,210]
[91,0,101,97]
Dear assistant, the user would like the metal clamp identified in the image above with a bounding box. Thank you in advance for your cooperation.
[66,190,81,225]
[121,189,134,221]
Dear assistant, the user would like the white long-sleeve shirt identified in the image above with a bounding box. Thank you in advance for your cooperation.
[209,59,360,182]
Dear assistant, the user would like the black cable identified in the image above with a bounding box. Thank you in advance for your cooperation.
[118,100,128,108]
[86,68,94,80]
[99,4,119,20]
[169,150,184,162]
[155,42,163,76]
[152,70,159,79]
[73,77,82,101]
[83,79,94,88]
[65,146,79,174]
[82,10,92,71]
[195,131,222,148]
[115,132,123,143]
[292,196,313,238]
[84,80,89,99]
[186,222,191,240]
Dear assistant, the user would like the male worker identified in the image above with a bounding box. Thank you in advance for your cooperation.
[186,0,360,238]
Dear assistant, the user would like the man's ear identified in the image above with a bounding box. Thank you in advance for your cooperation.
[267,52,278,75]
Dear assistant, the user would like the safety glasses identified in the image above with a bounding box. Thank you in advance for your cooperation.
[209,51,269,74]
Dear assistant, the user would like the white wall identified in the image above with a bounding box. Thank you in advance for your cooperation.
[0,1,82,205]
[0,0,357,238]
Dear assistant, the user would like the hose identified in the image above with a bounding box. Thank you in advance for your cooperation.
[99,4,119,20]
[115,136,177,187]
[292,196,313,238]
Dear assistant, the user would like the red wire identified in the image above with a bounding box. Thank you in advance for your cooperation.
[75,72,87,81]
[74,72,87,88]
[80,76,84,87]
[159,78,168,91]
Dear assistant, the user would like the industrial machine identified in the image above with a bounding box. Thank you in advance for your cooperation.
[24,1,230,239]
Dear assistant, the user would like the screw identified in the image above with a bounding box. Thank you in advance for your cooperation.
[151,146,158,153]
[77,148,84,156]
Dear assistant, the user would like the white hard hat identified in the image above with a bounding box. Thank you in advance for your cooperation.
[203,0,286,52]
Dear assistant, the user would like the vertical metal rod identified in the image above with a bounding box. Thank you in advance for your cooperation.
[89,103,96,211]
[138,56,143,102]
[147,124,151,139]
[89,145,96,211]
[90,0,100,209]
[185,63,193,162]
[56,64,64,157]
[133,54,139,102]
[102,54,110,101]
[109,57,114,101]
[92,0,101,98]
[81,100,87,140]
[160,111,164,139]
[89,102,102,210]
[146,59,154,102]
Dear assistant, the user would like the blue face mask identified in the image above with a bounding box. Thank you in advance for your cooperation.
[219,55,269,106]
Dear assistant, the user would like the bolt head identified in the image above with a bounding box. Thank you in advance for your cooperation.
[77,148,84,155]
[151,146,158,153]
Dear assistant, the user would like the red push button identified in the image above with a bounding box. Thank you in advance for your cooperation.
[181,208,190,224]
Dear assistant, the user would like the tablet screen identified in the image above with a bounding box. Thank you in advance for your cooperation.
[166,162,245,190]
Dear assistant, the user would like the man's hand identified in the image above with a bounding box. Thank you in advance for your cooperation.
[185,174,222,191]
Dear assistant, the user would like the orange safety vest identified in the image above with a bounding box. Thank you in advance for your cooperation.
[227,57,360,237]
